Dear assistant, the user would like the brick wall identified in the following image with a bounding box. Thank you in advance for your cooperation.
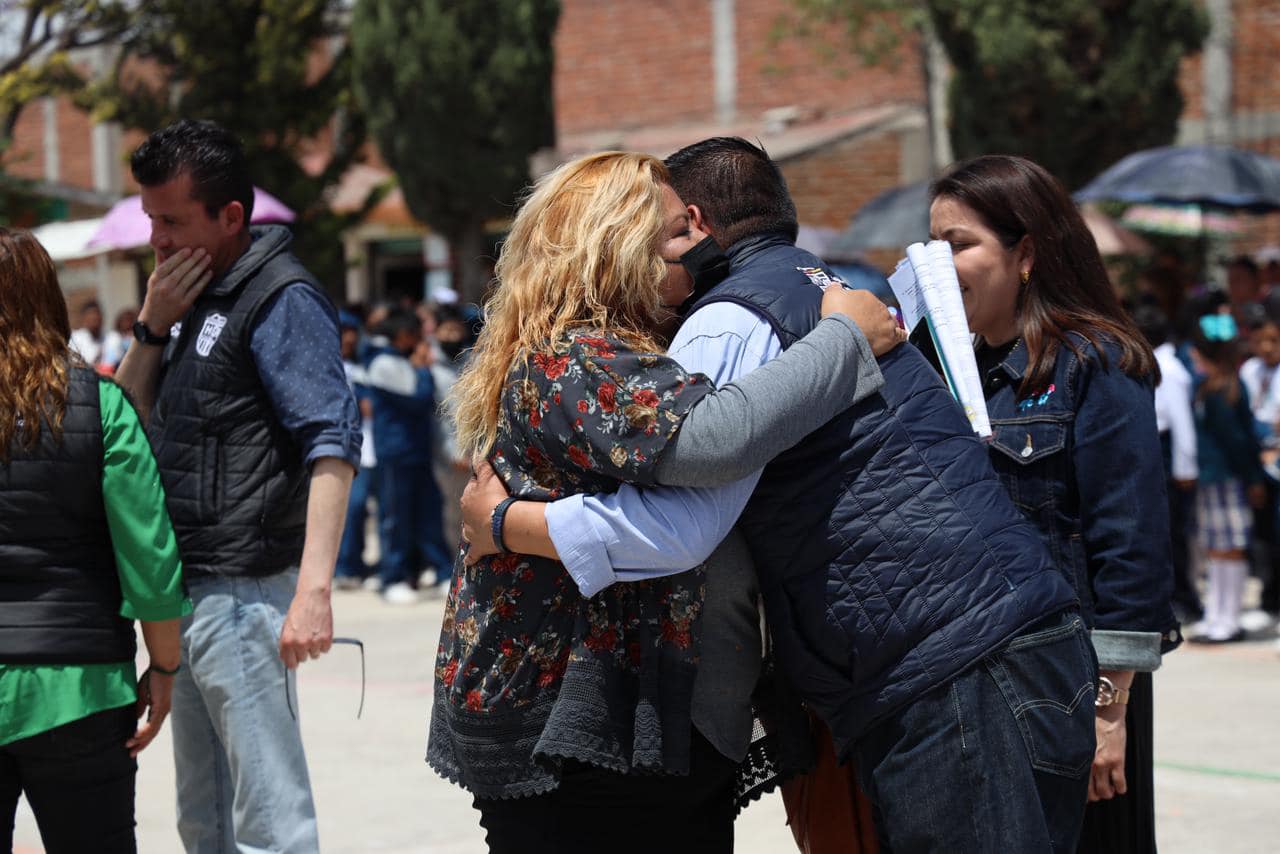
[5,102,45,181]
[783,129,903,229]
[781,128,909,271]
[553,0,923,136]
[1179,0,1280,126]
[1183,0,1280,254]
[56,98,93,188]
[733,0,922,119]
[1231,0,1280,115]
[554,0,714,135]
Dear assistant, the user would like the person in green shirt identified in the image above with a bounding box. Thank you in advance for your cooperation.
[0,227,190,854]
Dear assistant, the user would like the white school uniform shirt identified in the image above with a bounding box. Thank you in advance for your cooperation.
[1239,355,1280,431]
[1154,342,1197,482]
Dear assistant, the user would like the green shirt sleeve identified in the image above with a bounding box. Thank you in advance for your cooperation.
[98,378,192,622]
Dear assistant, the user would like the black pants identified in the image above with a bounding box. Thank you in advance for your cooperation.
[1168,479,1203,620]
[0,704,137,854]
[475,731,738,854]
[1077,673,1156,854]
[1252,478,1280,614]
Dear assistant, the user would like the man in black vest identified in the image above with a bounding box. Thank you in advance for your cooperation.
[115,119,361,853]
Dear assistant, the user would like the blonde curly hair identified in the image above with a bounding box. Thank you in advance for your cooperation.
[450,151,673,457]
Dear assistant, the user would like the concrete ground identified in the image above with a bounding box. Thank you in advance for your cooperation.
[14,587,1280,853]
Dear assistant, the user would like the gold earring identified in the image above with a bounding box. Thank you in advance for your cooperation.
[1020,270,1030,285]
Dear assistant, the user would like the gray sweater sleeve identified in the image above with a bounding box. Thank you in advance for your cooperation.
[655,314,883,487]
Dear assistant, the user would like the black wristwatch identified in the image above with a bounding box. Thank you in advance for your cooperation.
[132,319,171,346]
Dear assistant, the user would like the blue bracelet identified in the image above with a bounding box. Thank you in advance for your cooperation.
[490,497,518,554]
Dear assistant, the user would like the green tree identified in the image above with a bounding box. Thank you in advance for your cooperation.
[350,0,559,304]
[90,0,367,291]
[0,0,134,223]
[789,0,1208,188]
[932,0,1207,188]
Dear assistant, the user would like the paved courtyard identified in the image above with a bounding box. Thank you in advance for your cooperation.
[14,587,1280,852]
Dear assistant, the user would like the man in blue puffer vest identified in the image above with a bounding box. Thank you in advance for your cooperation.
[480,138,1099,852]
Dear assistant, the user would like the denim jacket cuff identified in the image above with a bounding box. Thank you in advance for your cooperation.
[1090,629,1164,671]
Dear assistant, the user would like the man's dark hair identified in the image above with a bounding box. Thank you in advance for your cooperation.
[1239,301,1270,331]
[380,309,421,340]
[130,119,254,223]
[664,137,798,248]
[1264,289,1280,326]
[1131,302,1170,348]
[1228,254,1259,276]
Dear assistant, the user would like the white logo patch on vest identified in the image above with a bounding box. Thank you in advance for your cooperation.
[797,266,847,291]
[196,313,228,357]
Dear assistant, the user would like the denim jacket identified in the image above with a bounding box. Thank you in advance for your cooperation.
[978,333,1181,669]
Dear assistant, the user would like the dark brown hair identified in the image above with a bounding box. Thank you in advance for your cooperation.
[665,137,798,249]
[0,228,73,458]
[931,155,1157,394]
[1193,325,1242,406]
[131,119,254,222]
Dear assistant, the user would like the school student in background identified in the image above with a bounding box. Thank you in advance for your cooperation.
[1239,302,1280,621]
[335,310,379,591]
[1191,313,1266,643]
[1136,303,1202,623]
[365,310,453,604]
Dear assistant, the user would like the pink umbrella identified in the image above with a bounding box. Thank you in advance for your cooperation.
[1080,204,1154,256]
[87,187,296,251]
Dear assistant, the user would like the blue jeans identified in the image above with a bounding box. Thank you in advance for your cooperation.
[170,570,318,853]
[377,460,453,587]
[336,465,378,579]
[854,611,1096,853]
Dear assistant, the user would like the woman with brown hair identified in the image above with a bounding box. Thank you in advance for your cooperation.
[0,228,189,854]
[925,155,1181,853]
[427,151,896,853]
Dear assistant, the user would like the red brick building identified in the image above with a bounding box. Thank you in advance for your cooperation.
[551,0,929,236]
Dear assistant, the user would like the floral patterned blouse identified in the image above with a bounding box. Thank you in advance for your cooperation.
[427,330,714,799]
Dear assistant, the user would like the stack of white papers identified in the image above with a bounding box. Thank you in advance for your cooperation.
[888,241,992,439]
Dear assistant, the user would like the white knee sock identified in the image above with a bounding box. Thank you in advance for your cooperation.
[1205,557,1247,638]
[1219,557,1248,637]
[1208,558,1228,637]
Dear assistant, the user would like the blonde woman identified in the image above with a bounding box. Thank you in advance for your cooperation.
[426,152,897,853]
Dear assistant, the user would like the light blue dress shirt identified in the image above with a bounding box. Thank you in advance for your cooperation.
[544,301,782,597]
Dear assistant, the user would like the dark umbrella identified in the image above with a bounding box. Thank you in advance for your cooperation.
[826,180,930,260]
[829,179,1145,263]
[1075,145,1280,213]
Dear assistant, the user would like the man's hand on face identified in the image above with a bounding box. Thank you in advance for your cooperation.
[820,286,907,356]
[139,248,213,332]
[410,340,434,369]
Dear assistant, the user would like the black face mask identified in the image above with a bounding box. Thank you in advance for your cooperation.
[676,236,731,316]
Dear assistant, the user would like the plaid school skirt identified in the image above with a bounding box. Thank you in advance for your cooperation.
[1196,479,1252,553]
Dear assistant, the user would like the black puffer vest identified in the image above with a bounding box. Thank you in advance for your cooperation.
[0,365,135,664]
[151,226,321,577]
